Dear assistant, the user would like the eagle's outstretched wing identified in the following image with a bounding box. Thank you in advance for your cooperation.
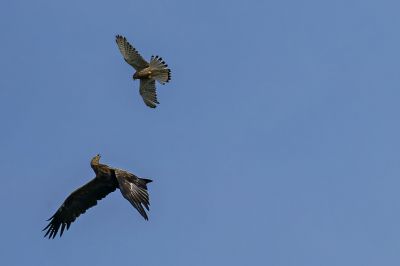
[116,35,149,70]
[43,176,118,239]
[140,79,159,108]
[114,169,152,220]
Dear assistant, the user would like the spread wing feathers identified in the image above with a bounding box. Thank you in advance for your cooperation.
[149,55,171,84]
[43,177,118,239]
[114,169,152,220]
[116,35,149,71]
[140,79,159,108]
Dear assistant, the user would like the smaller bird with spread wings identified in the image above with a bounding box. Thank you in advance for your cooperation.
[116,35,171,108]
[43,154,152,239]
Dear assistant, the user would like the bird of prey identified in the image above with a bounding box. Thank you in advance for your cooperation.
[43,154,152,239]
[115,35,171,108]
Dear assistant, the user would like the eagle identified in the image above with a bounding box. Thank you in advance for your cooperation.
[115,35,171,108]
[43,154,152,239]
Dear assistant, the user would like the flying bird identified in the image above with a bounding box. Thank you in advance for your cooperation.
[43,154,152,239]
[115,35,171,108]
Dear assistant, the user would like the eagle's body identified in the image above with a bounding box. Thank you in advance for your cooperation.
[116,35,171,108]
[43,155,152,239]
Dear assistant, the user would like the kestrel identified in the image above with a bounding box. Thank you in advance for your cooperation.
[116,35,171,108]
[43,154,152,239]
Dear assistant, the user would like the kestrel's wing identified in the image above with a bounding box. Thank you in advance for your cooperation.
[43,176,118,239]
[116,35,149,70]
[139,79,159,108]
[114,169,152,220]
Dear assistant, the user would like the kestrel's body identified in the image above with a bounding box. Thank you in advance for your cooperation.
[133,66,165,80]
[116,35,171,108]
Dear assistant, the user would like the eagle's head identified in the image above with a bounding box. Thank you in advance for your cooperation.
[91,154,101,166]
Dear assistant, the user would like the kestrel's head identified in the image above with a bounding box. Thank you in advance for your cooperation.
[133,72,139,80]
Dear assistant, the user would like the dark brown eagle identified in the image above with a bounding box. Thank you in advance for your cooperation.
[115,35,171,108]
[43,154,152,239]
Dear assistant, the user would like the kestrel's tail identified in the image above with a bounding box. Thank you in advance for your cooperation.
[149,55,171,84]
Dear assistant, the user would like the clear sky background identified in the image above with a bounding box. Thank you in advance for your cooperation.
[0,0,399,265]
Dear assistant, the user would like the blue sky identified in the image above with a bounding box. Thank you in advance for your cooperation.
[0,0,400,265]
